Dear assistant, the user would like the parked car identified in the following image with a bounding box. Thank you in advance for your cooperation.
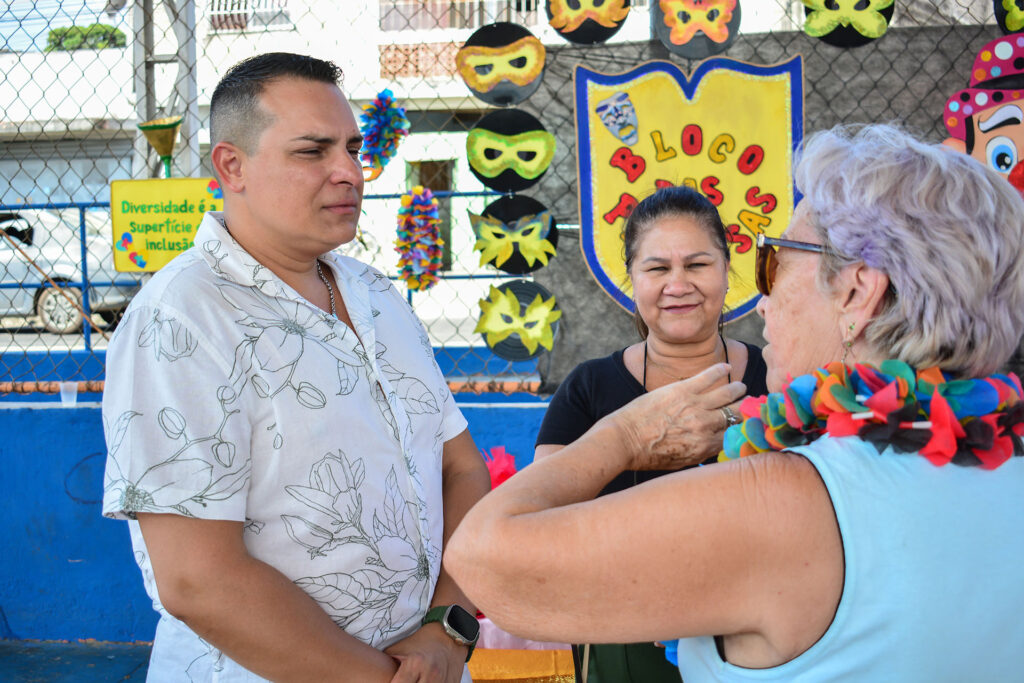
[0,209,144,334]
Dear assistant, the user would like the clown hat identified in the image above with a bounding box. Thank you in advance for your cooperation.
[945,35,1024,141]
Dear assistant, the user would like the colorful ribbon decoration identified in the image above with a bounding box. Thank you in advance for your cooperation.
[359,89,409,181]
[721,360,1024,470]
[395,185,443,291]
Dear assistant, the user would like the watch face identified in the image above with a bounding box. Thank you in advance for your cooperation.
[447,605,480,642]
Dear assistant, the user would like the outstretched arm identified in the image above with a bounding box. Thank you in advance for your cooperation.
[444,365,843,661]
[138,514,399,682]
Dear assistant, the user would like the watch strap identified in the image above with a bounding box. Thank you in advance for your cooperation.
[422,605,478,662]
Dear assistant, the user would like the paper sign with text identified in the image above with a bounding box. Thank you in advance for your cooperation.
[110,178,224,272]
[575,57,803,320]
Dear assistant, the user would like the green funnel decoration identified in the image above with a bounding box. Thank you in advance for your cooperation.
[138,115,182,178]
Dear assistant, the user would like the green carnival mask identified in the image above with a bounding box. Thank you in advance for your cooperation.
[466,128,556,180]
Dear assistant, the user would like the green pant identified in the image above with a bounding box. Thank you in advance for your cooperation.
[575,642,683,683]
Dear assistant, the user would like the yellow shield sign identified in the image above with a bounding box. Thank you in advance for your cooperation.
[110,178,224,272]
[575,57,802,319]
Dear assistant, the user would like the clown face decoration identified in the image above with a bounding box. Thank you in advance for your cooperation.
[475,280,562,360]
[469,195,558,275]
[595,92,639,146]
[467,109,556,193]
[802,0,894,48]
[944,35,1024,196]
[456,23,546,107]
[653,0,742,59]
[546,0,630,44]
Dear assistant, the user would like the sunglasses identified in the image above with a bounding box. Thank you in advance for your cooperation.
[755,233,827,296]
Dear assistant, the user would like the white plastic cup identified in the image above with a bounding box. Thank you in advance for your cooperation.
[59,381,78,406]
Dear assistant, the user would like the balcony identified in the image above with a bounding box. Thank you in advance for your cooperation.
[209,0,292,32]
[379,0,542,31]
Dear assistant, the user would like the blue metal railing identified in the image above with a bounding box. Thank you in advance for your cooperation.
[0,201,145,351]
[0,190,526,348]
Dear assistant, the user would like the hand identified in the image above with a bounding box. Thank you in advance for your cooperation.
[385,622,467,683]
[604,363,746,471]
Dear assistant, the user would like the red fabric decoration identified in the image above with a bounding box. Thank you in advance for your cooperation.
[482,446,517,489]
[920,391,966,467]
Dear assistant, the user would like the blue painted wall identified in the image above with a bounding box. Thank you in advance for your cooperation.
[0,396,548,642]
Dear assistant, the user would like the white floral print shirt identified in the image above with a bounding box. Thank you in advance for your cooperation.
[102,212,468,682]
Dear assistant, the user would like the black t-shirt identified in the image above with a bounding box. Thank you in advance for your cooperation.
[535,342,768,497]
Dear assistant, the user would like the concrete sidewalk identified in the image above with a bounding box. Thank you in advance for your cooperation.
[0,640,150,682]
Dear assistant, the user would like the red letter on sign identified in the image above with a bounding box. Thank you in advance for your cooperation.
[610,147,646,183]
[700,176,724,206]
[725,224,752,253]
[745,186,777,214]
[655,179,674,189]
[737,145,764,175]
[681,124,703,156]
[603,193,638,224]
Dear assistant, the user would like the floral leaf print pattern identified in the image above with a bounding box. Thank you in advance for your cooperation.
[137,311,198,363]
[382,363,439,416]
[103,379,248,519]
[285,457,430,645]
[359,265,393,293]
[373,381,401,442]
[219,282,361,407]
[202,239,228,276]
[284,451,368,559]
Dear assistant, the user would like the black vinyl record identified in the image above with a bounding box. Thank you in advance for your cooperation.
[802,0,894,48]
[469,195,558,275]
[475,279,561,360]
[466,109,555,193]
[546,0,630,44]
[652,0,741,59]
[456,23,546,106]
[994,0,1024,35]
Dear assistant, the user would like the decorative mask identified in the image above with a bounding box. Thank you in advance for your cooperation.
[546,0,630,44]
[456,24,546,107]
[803,0,894,48]
[595,92,639,145]
[475,281,562,359]
[470,210,556,271]
[467,109,556,193]
[654,0,741,59]
[995,0,1024,34]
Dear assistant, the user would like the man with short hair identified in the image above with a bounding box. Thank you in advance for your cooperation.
[102,52,490,682]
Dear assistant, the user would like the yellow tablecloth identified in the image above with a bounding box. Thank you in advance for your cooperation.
[468,648,575,682]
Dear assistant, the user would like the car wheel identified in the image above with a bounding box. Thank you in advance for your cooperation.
[99,308,124,330]
[37,284,83,334]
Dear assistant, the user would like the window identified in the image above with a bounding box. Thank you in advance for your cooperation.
[209,0,292,32]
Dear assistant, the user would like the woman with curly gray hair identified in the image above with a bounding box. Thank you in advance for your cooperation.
[445,124,1024,681]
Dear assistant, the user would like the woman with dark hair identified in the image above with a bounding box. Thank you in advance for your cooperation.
[533,185,767,681]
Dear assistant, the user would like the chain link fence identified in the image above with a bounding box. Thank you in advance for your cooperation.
[0,0,1005,395]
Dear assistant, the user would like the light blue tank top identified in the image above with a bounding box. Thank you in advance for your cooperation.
[674,434,1024,682]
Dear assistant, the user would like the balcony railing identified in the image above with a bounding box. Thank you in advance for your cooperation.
[209,0,292,32]
[380,0,541,31]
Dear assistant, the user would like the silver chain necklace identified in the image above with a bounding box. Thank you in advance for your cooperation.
[315,260,337,317]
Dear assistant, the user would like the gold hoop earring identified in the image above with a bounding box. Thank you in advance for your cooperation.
[841,322,856,364]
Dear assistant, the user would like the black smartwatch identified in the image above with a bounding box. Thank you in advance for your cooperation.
[421,604,480,661]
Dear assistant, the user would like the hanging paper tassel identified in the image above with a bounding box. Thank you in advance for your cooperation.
[395,185,443,291]
[482,446,518,489]
[359,89,410,181]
